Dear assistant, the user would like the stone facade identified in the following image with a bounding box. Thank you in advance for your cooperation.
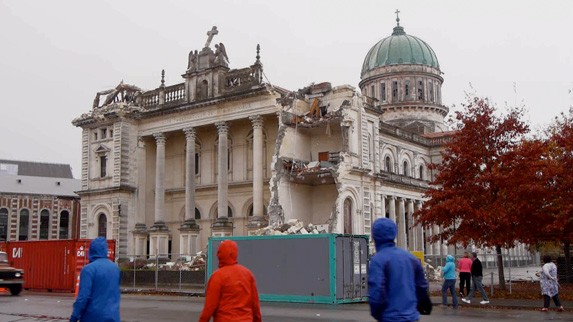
[72,24,529,262]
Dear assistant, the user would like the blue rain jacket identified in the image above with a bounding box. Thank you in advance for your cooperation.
[71,237,120,322]
[442,255,456,280]
[368,218,428,322]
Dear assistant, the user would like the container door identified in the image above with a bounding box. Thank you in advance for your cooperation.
[336,236,368,301]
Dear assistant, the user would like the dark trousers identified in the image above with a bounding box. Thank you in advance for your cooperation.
[441,279,458,307]
[459,272,471,296]
[543,294,562,308]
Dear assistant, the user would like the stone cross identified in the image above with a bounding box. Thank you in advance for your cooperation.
[204,26,219,48]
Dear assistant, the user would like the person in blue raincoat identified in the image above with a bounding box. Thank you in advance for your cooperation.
[368,218,431,321]
[70,237,120,322]
[441,255,458,308]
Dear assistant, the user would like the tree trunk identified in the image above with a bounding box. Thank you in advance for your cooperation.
[496,245,506,290]
[564,240,571,283]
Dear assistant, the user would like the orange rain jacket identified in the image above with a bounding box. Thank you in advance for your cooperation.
[199,240,262,322]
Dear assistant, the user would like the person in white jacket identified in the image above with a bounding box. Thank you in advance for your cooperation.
[540,255,564,312]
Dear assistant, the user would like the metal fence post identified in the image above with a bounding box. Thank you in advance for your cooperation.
[508,251,512,294]
[490,272,494,297]
[133,256,136,289]
[155,249,159,290]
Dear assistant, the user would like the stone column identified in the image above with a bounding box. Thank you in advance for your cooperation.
[388,196,396,224]
[212,122,233,236]
[183,128,198,224]
[380,195,386,220]
[180,128,200,257]
[433,224,441,256]
[153,133,166,225]
[415,200,425,252]
[149,132,169,259]
[247,116,268,233]
[407,199,415,250]
[133,136,148,257]
[397,198,407,249]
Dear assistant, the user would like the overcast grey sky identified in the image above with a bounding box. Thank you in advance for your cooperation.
[1,0,572,178]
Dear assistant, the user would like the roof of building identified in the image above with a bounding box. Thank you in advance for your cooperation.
[361,21,440,78]
[0,173,81,197]
[0,159,74,179]
[422,130,456,138]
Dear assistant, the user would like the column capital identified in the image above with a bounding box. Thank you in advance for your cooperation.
[249,115,264,129]
[183,127,196,141]
[153,132,166,145]
[215,121,228,134]
[137,136,146,148]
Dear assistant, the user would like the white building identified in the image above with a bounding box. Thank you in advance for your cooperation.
[73,21,529,263]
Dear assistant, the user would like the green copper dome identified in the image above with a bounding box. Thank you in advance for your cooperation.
[361,24,440,78]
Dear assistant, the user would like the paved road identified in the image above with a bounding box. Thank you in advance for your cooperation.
[1,292,572,321]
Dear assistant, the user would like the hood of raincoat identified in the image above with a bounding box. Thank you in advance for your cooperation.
[88,237,109,262]
[446,255,454,263]
[218,240,239,268]
[372,218,397,251]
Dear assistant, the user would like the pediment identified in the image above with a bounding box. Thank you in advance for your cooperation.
[94,144,111,154]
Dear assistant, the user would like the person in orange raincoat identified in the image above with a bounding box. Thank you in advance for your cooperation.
[199,240,262,322]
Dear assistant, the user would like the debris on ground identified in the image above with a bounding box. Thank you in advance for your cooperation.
[251,219,329,236]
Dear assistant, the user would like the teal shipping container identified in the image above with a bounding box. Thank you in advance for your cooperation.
[207,234,368,304]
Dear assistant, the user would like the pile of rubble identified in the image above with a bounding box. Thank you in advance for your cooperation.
[424,259,442,281]
[251,219,329,236]
[143,251,207,271]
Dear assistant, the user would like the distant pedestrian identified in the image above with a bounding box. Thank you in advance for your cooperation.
[540,255,564,312]
[441,255,458,308]
[70,237,120,322]
[199,240,262,322]
[368,218,432,321]
[461,252,489,305]
[458,251,472,297]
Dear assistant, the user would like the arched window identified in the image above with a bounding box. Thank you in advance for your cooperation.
[198,80,209,100]
[97,213,107,238]
[248,204,267,217]
[39,209,50,240]
[343,198,352,234]
[195,142,201,175]
[0,208,8,241]
[385,156,392,172]
[59,210,70,239]
[18,209,29,241]
[419,165,424,180]
[213,206,233,218]
[403,161,410,177]
[195,208,201,220]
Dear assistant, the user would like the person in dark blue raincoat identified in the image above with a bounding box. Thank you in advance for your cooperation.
[368,218,430,321]
[70,237,120,322]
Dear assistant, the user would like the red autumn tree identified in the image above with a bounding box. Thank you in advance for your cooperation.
[414,97,530,289]
[540,110,573,282]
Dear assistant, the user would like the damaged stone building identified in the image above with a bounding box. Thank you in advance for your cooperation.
[73,21,529,262]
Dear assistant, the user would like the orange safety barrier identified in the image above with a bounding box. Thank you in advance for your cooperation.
[74,275,80,296]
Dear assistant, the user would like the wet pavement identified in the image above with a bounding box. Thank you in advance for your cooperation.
[1,291,573,322]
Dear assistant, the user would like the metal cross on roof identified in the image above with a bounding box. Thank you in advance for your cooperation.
[204,26,219,48]
[395,9,400,26]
